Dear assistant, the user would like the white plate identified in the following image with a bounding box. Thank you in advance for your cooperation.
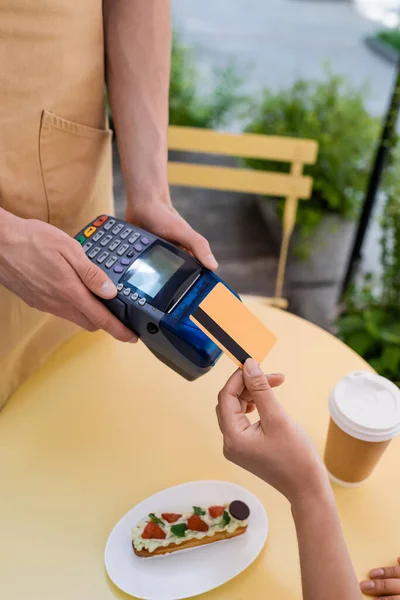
[105,480,268,600]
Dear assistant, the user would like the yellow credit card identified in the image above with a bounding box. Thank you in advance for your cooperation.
[190,283,277,368]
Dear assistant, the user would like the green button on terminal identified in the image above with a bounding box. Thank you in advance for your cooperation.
[77,235,86,244]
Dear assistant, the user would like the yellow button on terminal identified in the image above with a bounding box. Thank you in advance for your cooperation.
[84,226,97,238]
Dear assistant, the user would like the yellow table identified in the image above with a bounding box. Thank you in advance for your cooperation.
[0,297,399,600]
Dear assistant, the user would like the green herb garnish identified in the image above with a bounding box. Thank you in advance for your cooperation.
[219,510,231,527]
[171,523,188,538]
[193,506,206,516]
[149,513,164,525]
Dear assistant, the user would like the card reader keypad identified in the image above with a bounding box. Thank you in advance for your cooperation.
[77,215,155,308]
[105,256,118,269]
[120,228,132,240]
[109,239,121,252]
[92,230,104,242]
[100,234,113,247]
[88,247,101,259]
[112,223,124,235]
[103,219,116,231]
[128,233,140,244]
[117,243,129,256]
[96,251,109,264]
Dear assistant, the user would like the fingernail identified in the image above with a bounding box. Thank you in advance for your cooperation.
[245,358,262,377]
[205,254,218,269]
[129,336,138,344]
[101,280,116,297]
[269,373,285,377]
[369,568,384,578]
[360,581,375,591]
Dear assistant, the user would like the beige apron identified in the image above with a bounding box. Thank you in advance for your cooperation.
[0,0,114,408]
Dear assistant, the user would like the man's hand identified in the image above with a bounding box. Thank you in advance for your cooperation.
[126,199,218,271]
[217,358,328,503]
[0,211,137,342]
[360,558,400,597]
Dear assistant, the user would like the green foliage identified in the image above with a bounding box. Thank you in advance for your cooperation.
[245,70,380,240]
[107,32,245,132]
[377,29,400,54]
[336,173,400,386]
[380,151,400,308]
[169,34,245,129]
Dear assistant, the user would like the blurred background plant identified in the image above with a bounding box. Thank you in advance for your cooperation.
[244,70,381,243]
[107,31,246,132]
[336,153,400,386]
[169,32,246,129]
[376,28,400,53]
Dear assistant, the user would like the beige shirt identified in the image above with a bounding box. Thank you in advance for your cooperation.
[0,0,114,408]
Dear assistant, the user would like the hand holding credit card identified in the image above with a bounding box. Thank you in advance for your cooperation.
[190,283,277,368]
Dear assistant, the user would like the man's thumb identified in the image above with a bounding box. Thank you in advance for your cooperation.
[78,258,117,299]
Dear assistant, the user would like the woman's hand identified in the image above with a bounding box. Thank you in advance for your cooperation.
[360,558,400,597]
[216,358,328,503]
[126,198,218,271]
[217,358,362,600]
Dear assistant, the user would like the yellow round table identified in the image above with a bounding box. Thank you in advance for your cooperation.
[0,297,399,600]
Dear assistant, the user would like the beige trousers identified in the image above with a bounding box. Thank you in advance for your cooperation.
[0,0,114,408]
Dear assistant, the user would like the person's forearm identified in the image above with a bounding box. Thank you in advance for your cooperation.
[0,208,15,254]
[291,483,361,600]
[103,0,171,204]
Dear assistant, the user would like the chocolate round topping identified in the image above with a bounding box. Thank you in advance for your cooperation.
[229,500,250,521]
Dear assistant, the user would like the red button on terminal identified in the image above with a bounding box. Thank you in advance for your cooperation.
[93,215,108,226]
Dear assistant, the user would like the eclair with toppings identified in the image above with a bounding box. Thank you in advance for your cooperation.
[132,501,250,557]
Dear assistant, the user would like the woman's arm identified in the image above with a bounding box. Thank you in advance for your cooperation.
[291,485,360,600]
[217,359,361,600]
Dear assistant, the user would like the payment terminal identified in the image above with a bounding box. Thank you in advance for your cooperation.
[75,215,237,381]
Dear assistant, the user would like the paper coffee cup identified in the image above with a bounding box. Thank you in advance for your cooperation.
[324,371,400,486]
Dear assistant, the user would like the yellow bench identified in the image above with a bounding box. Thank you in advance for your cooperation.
[168,125,318,309]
